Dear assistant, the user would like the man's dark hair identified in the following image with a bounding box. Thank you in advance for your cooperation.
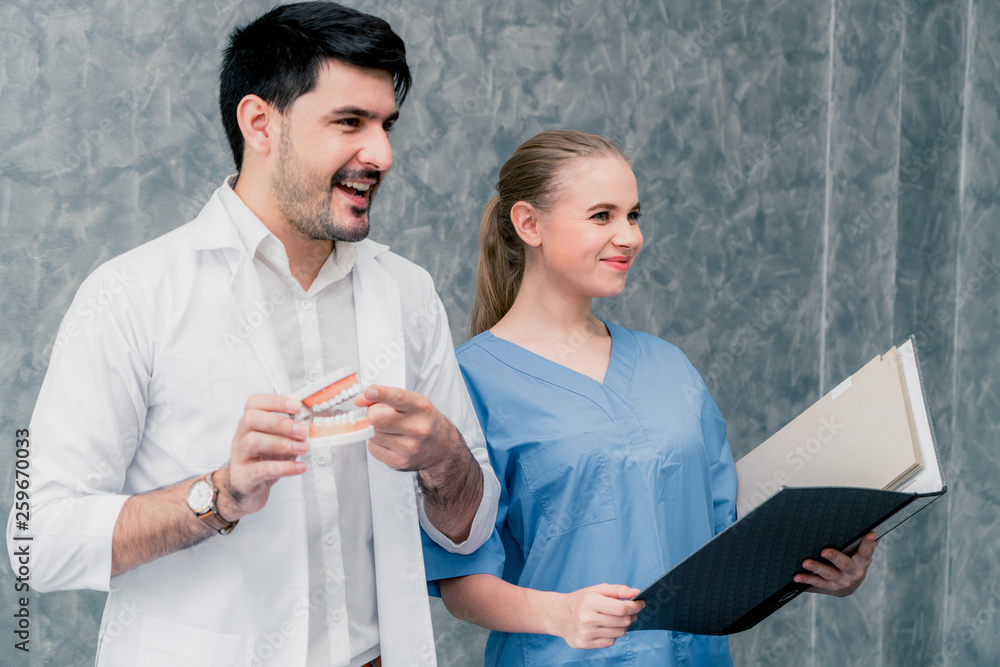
[219,1,411,170]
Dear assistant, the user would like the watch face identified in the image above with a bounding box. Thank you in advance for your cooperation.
[187,480,214,514]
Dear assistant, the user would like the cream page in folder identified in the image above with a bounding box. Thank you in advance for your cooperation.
[736,346,923,517]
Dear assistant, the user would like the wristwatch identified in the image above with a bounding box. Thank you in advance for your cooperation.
[186,472,238,534]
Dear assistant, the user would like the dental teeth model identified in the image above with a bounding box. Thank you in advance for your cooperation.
[292,366,374,445]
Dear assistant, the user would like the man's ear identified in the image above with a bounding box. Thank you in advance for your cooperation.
[236,94,277,163]
[510,201,542,248]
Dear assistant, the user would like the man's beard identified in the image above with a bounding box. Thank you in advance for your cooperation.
[270,132,380,243]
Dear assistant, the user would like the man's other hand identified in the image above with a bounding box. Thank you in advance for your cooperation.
[355,385,467,475]
[216,394,309,521]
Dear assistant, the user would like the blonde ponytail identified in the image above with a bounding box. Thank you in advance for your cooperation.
[470,195,525,336]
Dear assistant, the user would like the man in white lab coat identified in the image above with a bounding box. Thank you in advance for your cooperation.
[6,3,499,666]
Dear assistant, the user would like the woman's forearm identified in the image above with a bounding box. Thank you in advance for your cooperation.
[440,573,560,635]
[440,574,644,651]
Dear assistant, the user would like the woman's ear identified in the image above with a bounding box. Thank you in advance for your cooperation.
[510,201,542,248]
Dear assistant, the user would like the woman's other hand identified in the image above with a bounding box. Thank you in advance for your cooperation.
[796,532,879,597]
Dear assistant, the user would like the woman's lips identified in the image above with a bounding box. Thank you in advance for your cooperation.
[601,256,632,271]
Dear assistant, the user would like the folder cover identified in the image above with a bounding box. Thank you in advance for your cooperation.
[629,337,946,635]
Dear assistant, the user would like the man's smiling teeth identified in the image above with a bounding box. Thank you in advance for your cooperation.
[339,181,371,192]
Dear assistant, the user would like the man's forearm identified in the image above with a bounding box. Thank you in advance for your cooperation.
[110,476,216,577]
[418,430,484,543]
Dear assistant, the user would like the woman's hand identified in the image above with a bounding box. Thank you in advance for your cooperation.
[548,584,645,650]
[796,532,879,597]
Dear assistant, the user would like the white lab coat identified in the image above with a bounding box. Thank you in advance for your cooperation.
[7,186,499,666]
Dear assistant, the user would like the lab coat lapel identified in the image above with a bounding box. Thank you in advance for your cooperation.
[228,256,291,396]
[353,246,437,667]
[232,255,292,396]
[192,189,292,396]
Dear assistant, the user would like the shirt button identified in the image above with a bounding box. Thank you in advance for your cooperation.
[315,454,329,466]
[332,610,344,623]
[300,299,314,310]
[323,532,338,546]
[307,370,320,382]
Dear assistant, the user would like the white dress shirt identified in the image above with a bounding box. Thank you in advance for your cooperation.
[221,184,381,666]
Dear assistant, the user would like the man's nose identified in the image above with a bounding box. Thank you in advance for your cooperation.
[358,126,393,173]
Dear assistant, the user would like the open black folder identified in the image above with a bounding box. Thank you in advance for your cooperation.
[629,337,946,636]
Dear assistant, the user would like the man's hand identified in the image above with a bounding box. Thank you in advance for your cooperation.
[355,385,468,474]
[548,584,645,650]
[215,394,309,521]
[797,532,879,597]
[355,385,483,542]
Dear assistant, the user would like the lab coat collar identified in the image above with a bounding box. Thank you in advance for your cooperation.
[356,237,390,260]
[190,186,245,255]
[216,176,271,260]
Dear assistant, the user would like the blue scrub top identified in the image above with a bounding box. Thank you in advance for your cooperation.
[423,322,738,666]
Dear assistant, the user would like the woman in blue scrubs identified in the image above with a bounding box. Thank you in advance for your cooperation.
[423,130,878,666]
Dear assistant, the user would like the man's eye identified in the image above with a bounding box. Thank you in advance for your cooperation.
[383,123,395,134]
[338,118,361,127]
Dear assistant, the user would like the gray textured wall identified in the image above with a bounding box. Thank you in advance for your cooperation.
[1,0,997,665]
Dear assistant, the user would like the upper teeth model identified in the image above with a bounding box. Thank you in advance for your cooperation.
[299,374,370,438]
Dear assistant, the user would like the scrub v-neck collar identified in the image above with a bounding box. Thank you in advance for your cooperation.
[477,320,636,400]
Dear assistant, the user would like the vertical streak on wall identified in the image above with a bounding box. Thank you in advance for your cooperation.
[949,0,1000,662]
[816,0,905,662]
[819,0,837,405]
[887,1,966,664]
[882,10,906,666]
[815,0,839,659]
[947,1,975,661]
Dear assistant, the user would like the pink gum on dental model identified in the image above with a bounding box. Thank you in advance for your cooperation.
[302,373,362,409]
[309,416,371,438]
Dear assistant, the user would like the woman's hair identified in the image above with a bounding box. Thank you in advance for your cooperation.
[469,130,629,337]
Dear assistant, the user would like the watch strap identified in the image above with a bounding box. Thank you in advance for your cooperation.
[193,472,239,535]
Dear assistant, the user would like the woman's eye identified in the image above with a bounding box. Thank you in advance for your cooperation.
[628,211,642,222]
[591,211,610,221]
